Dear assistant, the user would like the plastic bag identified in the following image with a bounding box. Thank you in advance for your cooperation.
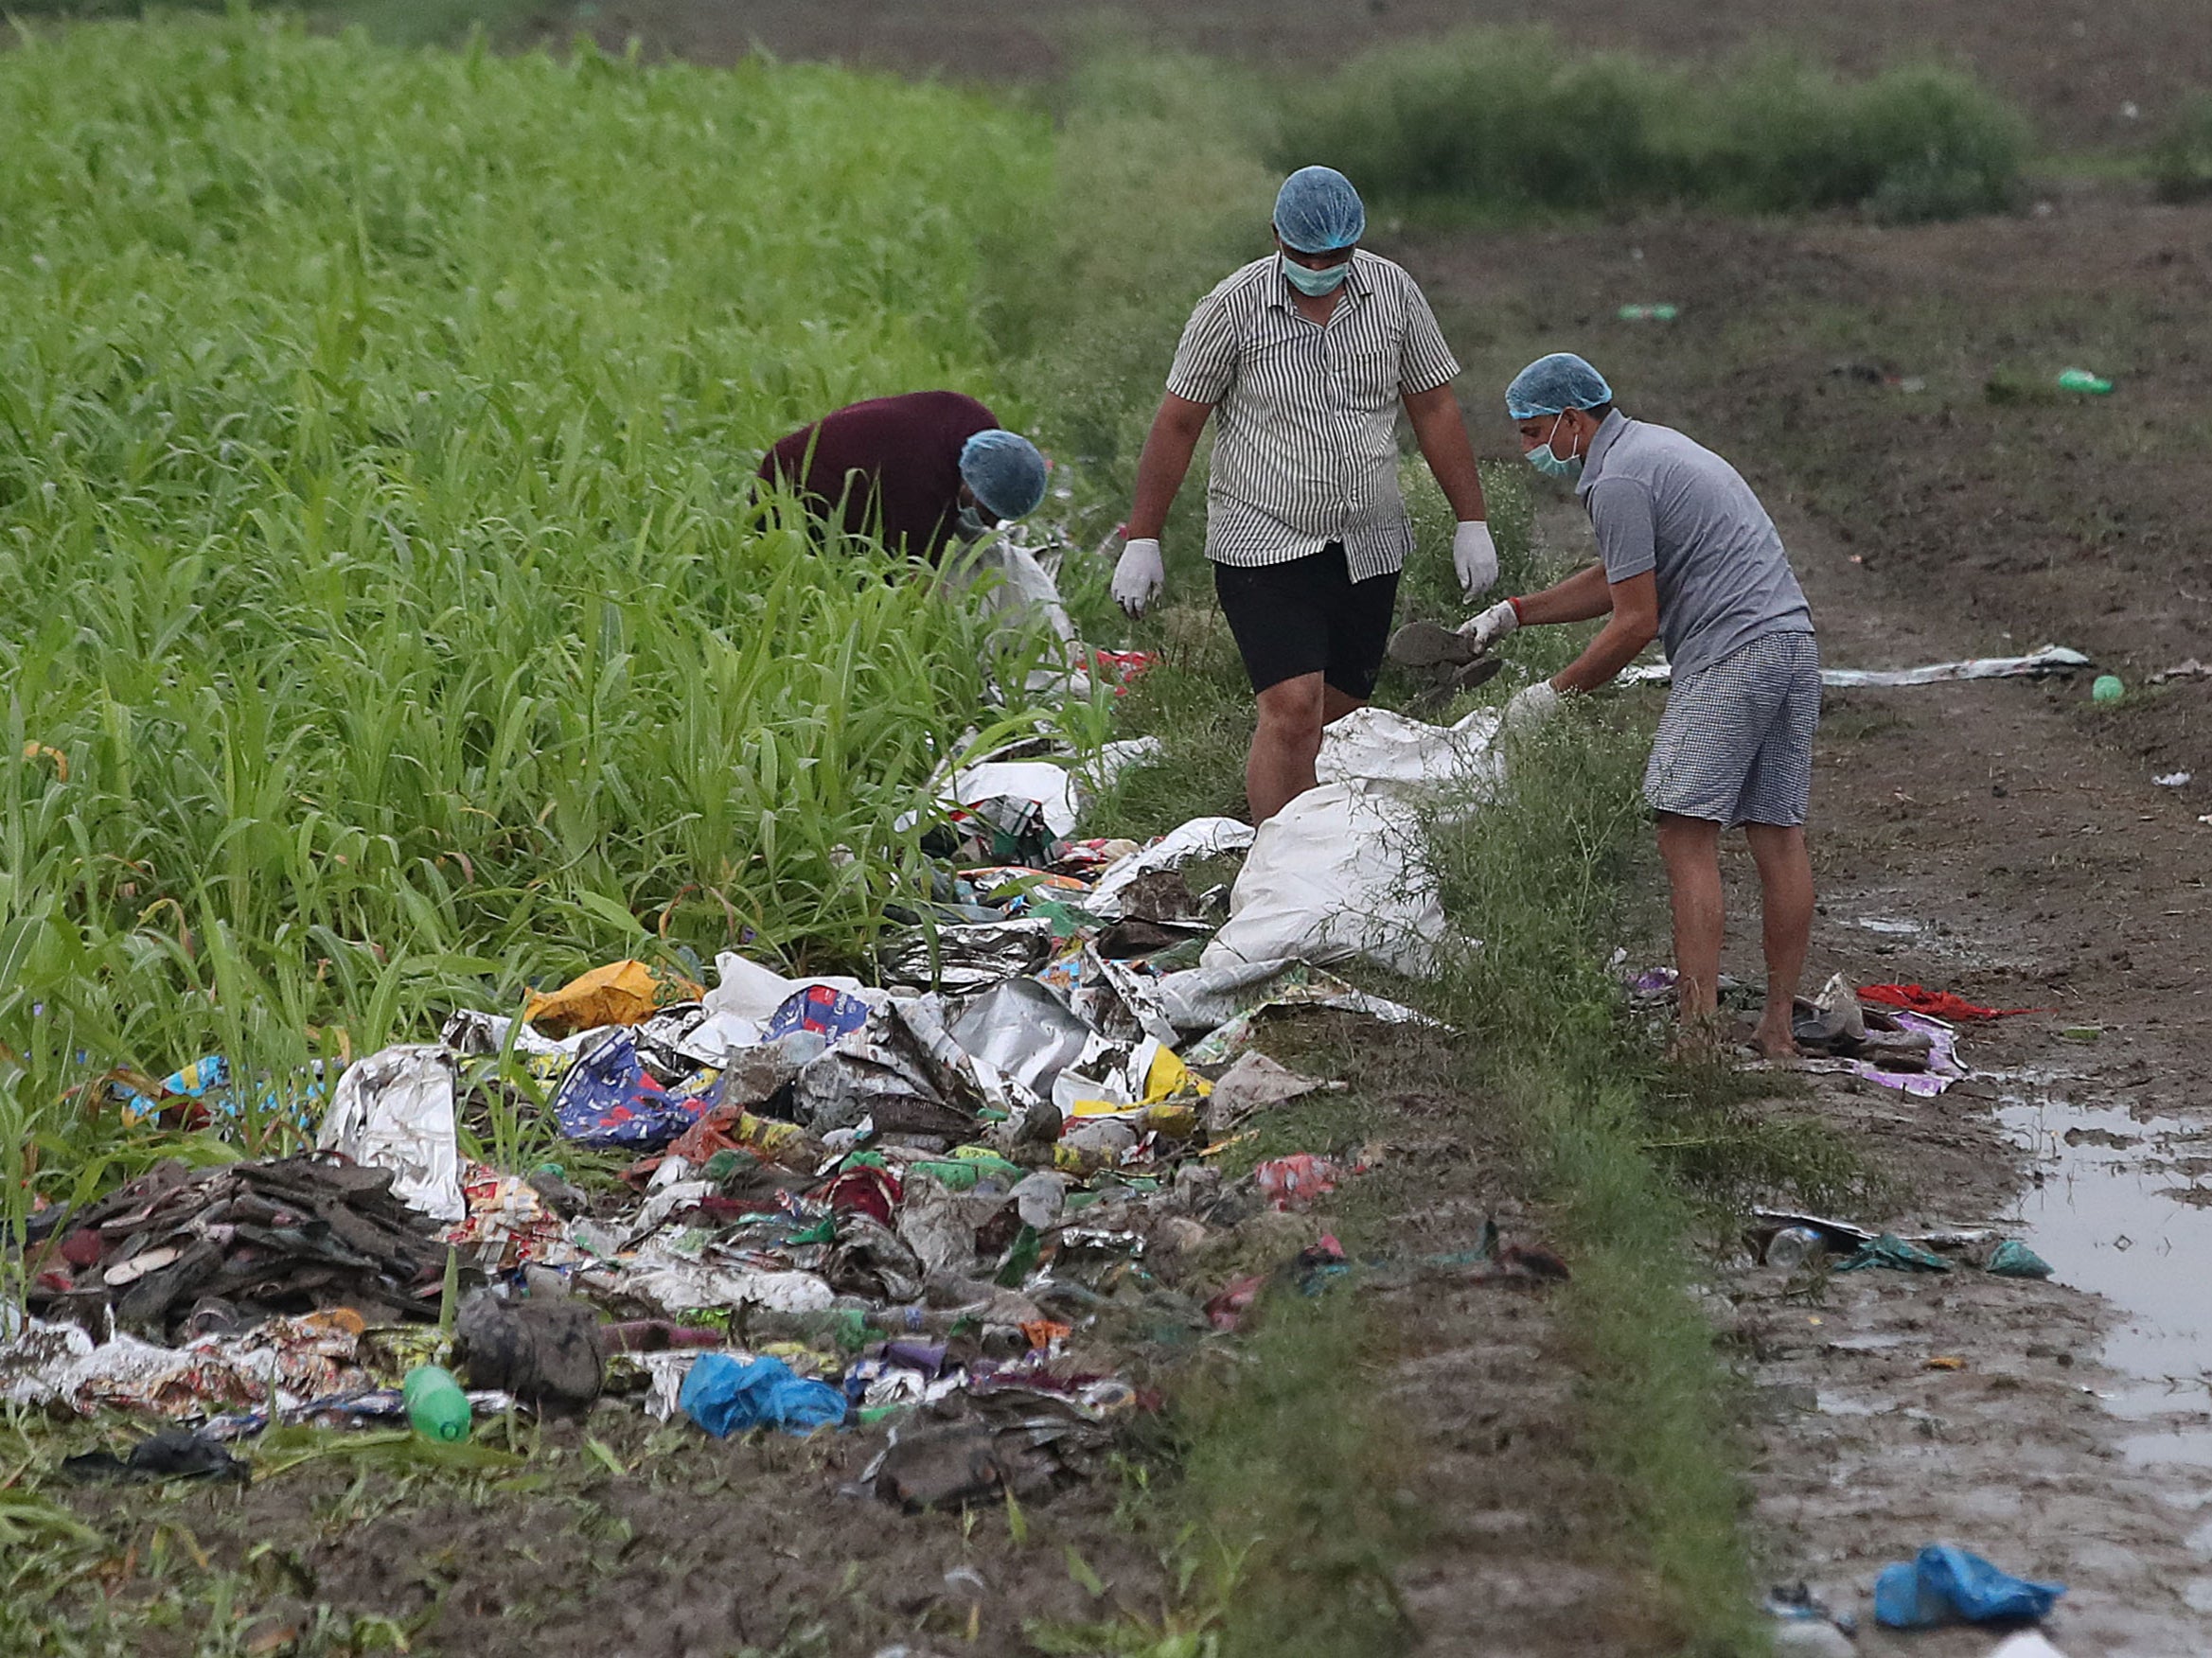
[1873,1544,2065,1629]
[680,1352,846,1438]
[316,1045,464,1224]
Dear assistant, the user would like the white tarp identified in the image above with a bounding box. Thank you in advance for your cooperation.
[1622,644,2092,689]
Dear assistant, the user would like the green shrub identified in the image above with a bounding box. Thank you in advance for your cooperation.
[1286,30,2027,221]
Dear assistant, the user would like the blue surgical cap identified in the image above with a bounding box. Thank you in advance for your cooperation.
[1506,353,1614,420]
[959,430,1048,520]
[1273,166,1366,254]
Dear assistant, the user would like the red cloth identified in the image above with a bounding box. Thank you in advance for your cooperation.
[757,390,998,561]
[1858,983,2041,1020]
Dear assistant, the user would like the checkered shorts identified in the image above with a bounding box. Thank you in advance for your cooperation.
[1643,630,1820,827]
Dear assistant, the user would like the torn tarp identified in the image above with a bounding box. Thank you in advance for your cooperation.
[1622,645,2092,689]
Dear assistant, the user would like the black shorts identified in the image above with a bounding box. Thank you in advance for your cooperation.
[1212,543,1401,699]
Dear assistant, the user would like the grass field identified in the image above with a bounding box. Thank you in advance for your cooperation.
[0,16,1087,1212]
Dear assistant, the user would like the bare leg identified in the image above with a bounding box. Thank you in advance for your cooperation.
[1248,673,1329,823]
[1655,812,1725,1047]
[1743,822,1814,1059]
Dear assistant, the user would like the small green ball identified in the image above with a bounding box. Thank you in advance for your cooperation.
[2092,674,2124,704]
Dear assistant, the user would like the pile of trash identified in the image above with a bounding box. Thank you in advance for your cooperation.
[3,718,1537,1507]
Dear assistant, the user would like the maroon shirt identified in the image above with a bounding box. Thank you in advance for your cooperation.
[756,391,999,561]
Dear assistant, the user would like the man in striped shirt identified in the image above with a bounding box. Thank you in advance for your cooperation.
[1112,167,1495,822]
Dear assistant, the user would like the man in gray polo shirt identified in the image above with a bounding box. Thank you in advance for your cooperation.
[1466,353,1818,1057]
[1110,166,1495,822]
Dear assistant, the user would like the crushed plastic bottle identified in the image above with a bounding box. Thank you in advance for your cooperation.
[1764,1226,1827,1270]
[2056,368,2113,395]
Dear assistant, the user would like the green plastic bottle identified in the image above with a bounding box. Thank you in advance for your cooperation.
[2056,368,2113,395]
[402,1364,471,1442]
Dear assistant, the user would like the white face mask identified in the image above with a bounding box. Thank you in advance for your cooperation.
[1282,254,1352,296]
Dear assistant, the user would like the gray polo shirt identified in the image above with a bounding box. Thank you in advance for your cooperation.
[1576,411,1813,676]
[1165,251,1461,581]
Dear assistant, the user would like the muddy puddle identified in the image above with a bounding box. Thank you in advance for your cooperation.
[1996,1080,2212,1469]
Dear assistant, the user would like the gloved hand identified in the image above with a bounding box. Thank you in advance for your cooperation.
[1112,537,1166,618]
[1460,598,1519,653]
[1504,679,1562,734]
[1452,520,1498,599]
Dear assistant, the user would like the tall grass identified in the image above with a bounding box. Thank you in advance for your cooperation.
[1290,29,2026,222]
[0,16,1069,1202]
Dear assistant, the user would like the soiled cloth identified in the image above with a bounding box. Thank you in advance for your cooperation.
[757,391,999,561]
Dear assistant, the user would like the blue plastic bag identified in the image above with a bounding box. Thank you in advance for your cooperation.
[1874,1544,2065,1628]
[765,985,871,1042]
[550,1031,701,1150]
[680,1353,847,1438]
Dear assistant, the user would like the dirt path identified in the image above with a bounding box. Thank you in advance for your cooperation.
[1504,397,2212,1648]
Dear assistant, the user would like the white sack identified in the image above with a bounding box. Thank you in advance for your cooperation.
[317,1044,464,1224]
[1201,781,1445,978]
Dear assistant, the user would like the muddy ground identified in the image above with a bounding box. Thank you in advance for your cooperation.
[1425,191,2212,1650]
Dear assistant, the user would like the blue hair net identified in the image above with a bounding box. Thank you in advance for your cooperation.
[1272,166,1366,254]
[958,430,1048,520]
[1506,352,1614,419]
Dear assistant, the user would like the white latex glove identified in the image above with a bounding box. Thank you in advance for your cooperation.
[1112,537,1166,618]
[1504,679,1562,734]
[1460,598,1519,652]
[1452,520,1499,599]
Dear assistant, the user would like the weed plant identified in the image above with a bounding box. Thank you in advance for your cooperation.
[1289,29,2026,222]
[2150,94,2212,202]
[0,17,1066,1202]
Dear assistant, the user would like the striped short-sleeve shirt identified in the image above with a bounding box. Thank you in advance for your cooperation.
[1166,251,1461,580]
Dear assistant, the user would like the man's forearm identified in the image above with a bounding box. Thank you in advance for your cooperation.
[1407,394,1487,522]
[1552,616,1655,695]
[1512,561,1613,626]
[1126,412,1206,540]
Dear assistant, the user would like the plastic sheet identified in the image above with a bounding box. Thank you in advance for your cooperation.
[701,950,865,1023]
[316,1044,465,1224]
[947,977,1094,1098]
[1622,644,2092,689]
[1874,1544,2065,1629]
[550,1030,699,1150]
[885,917,1057,993]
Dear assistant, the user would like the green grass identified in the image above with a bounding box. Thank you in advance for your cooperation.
[1289,28,2027,222]
[0,13,1078,1226]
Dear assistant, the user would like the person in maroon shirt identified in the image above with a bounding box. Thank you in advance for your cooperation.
[756,391,1049,562]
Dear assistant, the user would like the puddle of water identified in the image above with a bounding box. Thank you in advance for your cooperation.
[1999,1096,2212,1479]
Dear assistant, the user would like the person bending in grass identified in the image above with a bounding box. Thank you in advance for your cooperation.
[1472,352,1818,1059]
[757,391,1048,562]
[1110,166,1496,823]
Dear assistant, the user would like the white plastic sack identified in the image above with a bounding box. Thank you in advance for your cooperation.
[1201,782,1445,978]
[1314,703,1506,804]
[947,759,1083,838]
[703,951,865,1023]
[317,1044,464,1224]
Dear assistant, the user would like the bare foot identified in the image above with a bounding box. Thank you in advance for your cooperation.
[1751,1027,1801,1062]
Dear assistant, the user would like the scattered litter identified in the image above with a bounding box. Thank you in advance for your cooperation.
[2154,770,2191,787]
[1763,1581,1857,1654]
[1622,645,2092,689]
[1985,1239,2054,1279]
[1617,303,1678,321]
[1873,1543,2064,1629]
[524,959,699,1036]
[2093,673,2125,704]
[2150,658,2209,683]
[61,1427,247,1485]
[1838,1234,1953,1274]
[1858,983,2041,1021]
[2055,367,2113,395]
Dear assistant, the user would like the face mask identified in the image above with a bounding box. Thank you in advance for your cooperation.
[1525,414,1584,481]
[1282,254,1352,297]
[954,503,992,541]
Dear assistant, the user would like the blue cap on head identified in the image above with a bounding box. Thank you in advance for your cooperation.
[1272,166,1366,254]
[958,430,1048,520]
[1506,352,1614,420]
